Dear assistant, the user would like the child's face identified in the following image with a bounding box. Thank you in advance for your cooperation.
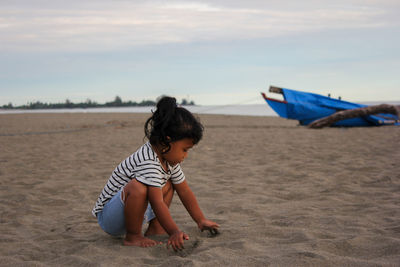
[163,138,194,166]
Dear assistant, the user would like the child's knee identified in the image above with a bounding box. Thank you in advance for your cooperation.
[123,179,147,202]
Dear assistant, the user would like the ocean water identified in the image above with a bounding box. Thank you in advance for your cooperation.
[0,104,277,117]
[1,101,399,117]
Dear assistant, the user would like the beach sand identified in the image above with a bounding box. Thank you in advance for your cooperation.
[0,113,399,266]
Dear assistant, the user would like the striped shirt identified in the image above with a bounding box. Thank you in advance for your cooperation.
[92,142,185,217]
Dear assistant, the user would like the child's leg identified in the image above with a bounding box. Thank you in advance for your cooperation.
[145,180,174,236]
[123,179,161,247]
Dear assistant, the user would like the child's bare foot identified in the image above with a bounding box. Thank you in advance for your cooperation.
[145,219,167,236]
[124,234,161,247]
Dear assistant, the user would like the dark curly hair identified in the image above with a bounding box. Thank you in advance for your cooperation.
[144,96,203,153]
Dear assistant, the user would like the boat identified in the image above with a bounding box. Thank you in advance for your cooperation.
[261,86,399,126]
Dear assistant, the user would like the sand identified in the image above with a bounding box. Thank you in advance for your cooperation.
[0,112,399,266]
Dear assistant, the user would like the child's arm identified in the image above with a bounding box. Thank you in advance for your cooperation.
[147,186,188,250]
[174,180,220,231]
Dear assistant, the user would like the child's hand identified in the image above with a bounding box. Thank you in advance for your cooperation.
[198,219,220,236]
[167,231,189,251]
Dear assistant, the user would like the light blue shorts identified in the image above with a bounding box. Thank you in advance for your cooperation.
[97,189,156,236]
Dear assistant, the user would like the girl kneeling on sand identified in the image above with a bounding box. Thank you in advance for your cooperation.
[92,96,219,250]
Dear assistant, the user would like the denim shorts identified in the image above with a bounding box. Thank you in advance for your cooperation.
[97,189,156,236]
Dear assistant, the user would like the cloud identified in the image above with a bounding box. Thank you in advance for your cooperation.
[0,0,397,52]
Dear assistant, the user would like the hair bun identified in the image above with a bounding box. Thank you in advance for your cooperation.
[153,96,177,128]
[156,96,177,110]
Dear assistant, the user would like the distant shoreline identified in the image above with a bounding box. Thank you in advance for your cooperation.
[0,96,195,110]
[0,104,277,117]
[1,101,399,117]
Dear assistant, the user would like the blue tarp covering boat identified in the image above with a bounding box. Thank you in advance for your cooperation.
[261,86,399,126]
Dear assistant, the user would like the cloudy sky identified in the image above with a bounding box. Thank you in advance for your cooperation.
[1,0,399,106]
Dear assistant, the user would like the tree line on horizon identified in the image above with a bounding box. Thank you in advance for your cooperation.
[1,96,195,110]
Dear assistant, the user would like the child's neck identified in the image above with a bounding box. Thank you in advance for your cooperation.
[151,143,169,172]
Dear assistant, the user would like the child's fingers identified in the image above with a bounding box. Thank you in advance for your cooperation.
[209,222,220,228]
[177,235,185,250]
[167,241,179,251]
[172,241,184,251]
[183,232,189,240]
[167,234,186,251]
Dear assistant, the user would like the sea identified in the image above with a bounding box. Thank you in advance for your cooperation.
[0,104,277,117]
[1,101,399,117]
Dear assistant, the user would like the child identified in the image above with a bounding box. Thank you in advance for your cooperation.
[92,96,219,250]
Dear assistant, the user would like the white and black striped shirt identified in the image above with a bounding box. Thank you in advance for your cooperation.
[92,142,185,217]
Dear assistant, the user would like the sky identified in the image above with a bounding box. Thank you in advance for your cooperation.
[1,0,399,106]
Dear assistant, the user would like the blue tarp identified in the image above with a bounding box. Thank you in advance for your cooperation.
[264,87,399,126]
